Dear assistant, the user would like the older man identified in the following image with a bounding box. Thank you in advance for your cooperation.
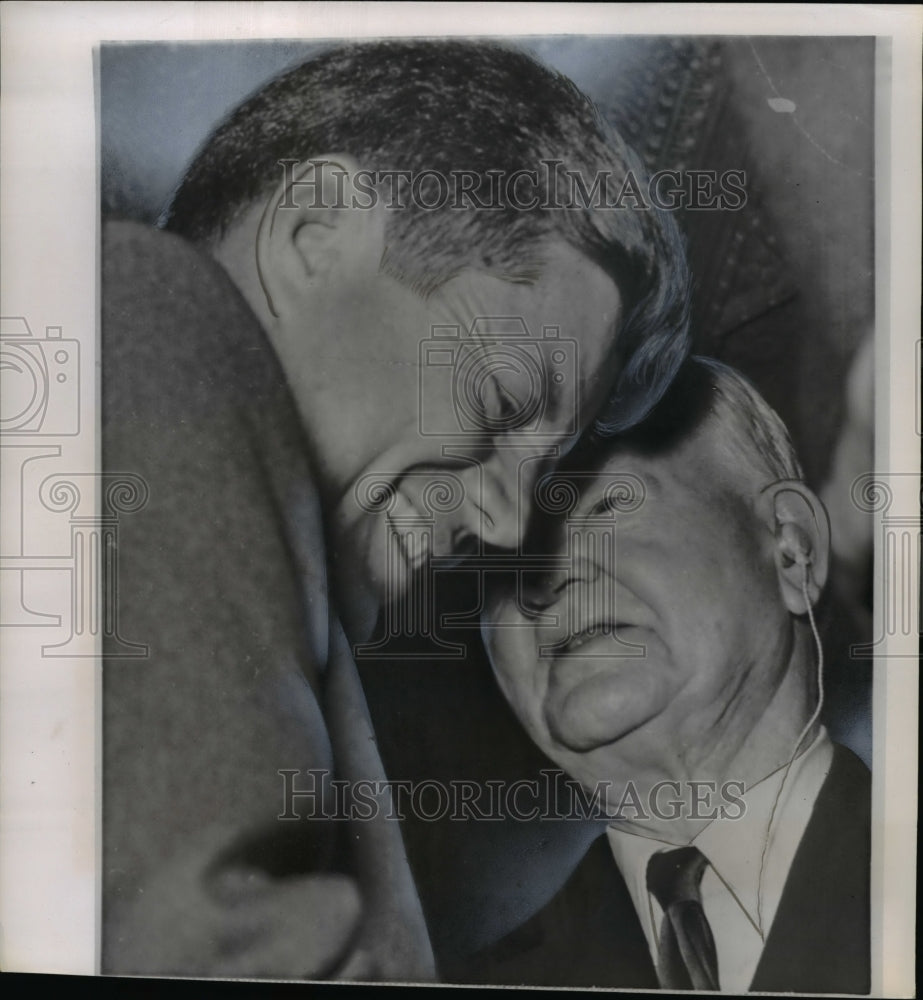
[475,357,870,993]
[102,40,691,979]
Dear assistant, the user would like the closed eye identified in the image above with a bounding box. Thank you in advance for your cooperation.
[494,376,523,419]
[588,494,619,516]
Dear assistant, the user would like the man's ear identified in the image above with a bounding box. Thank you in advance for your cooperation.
[758,480,831,615]
[255,155,385,319]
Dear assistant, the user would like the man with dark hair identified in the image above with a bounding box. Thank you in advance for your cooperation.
[102,38,690,979]
[474,357,870,992]
[165,41,690,437]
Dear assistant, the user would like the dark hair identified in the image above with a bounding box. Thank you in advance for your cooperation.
[571,355,803,487]
[164,39,691,432]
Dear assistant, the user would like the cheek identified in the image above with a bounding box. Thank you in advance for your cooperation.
[685,514,764,602]
[487,629,550,729]
[674,549,785,683]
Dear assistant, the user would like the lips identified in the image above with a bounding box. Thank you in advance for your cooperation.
[557,619,642,654]
[537,576,651,653]
[392,522,432,572]
[384,463,480,572]
[560,622,624,652]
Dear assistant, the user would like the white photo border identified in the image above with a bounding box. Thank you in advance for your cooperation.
[0,4,918,995]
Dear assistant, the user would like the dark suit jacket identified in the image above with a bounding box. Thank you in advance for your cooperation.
[100,220,433,978]
[101,220,336,971]
[467,744,870,993]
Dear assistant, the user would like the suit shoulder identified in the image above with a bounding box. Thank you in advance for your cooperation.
[462,833,656,989]
[826,742,871,818]
[101,219,273,370]
[102,219,231,308]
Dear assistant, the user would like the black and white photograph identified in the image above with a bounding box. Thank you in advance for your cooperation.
[0,4,919,994]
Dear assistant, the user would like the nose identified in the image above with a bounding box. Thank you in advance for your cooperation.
[520,568,572,614]
[520,546,609,612]
[458,446,544,551]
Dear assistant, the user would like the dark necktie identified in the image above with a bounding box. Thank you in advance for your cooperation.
[646,846,720,991]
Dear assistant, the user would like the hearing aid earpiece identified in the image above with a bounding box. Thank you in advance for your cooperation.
[759,517,826,935]
[779,521,812,567]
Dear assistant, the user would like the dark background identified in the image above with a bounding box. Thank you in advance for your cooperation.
[100,35,875,974]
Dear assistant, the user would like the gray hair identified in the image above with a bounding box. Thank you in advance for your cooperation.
[567,355,803,494]
[694,356,804,487]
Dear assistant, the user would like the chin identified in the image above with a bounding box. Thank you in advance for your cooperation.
[543,686,620,753]
[546,710,624,755]
[542,662,664,756]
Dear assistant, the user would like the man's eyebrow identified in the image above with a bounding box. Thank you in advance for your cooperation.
[585,490,625,516]
[578,463,658,516]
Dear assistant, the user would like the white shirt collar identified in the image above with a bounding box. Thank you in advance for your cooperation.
[695,726,834,936]
[606,727,834,989]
